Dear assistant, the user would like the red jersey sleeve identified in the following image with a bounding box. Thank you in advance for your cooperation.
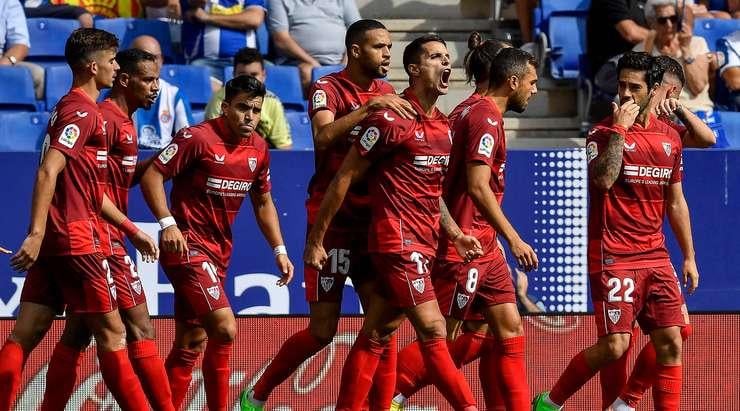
[465,110,501,167]
[252,146,272,194]
[354,110,406,161]
[152,128,203,179]
[308,79,341,117]
[47,107,98,159]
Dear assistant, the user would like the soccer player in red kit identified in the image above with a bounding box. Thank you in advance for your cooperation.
[39,48,174,411]
[1,28,157,411]
[533,51,699,411]
[241,19,416,410]
[305,34,482,411]
[140,75,294,411]
[393,47,539,411]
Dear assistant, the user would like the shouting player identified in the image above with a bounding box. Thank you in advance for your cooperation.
[533,51,698,411]
[393,47,539,411]
[304,34,481,411]
[140,75,294,411]
[1,28,157,411]
[38,48,173,411]
[241,19,415,410]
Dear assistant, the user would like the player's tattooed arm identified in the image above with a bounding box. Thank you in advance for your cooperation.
[589,132,625,190]
[439,198,483,263]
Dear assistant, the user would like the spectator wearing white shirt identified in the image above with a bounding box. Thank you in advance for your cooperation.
[720,30,740,110]
[1,0,45,99]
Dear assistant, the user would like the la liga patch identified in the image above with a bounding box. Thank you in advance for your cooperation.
[58,124,80,148]
[158,143,178,164]
[312,90,327,109]
[360,126,380,151]
[477,133,494,157]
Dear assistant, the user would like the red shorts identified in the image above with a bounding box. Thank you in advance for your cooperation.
[108,254,147,310]
[163,258,230,324]
[371,251,436,309]
[21,254,116,314]
[304,225,373,303]
[434,252,515,321]
[591,265,685,337]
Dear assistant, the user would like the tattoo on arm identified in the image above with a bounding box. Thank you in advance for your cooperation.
[591,133,625,187]
[439,198,462,240]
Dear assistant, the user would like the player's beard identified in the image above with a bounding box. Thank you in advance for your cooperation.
[508,89,529,113]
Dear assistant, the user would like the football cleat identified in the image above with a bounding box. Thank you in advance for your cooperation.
[532,392,561,411]
[239,389,264,411]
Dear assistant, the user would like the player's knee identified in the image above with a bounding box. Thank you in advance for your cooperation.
[209,322,237,343]
[309,319,338,345]
[126,319,156,342]
[416,317,448,340]
[601,335,631,361]
[654,333,682,363]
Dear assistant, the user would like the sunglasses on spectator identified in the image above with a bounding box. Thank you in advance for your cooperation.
[657,15,679,25]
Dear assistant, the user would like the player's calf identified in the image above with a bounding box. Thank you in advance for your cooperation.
[122,304,157,342]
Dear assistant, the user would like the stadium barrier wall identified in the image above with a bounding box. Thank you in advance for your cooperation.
[0,149,738,316]
[5,314,739,411]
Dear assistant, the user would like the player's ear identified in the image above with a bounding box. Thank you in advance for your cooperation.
[407,63,420,77]
[117,72,130,88]
[350,44,361,59]
[508,74,520,92]
[220,100,229,117]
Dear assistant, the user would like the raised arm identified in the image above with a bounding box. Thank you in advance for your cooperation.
[666,182,699,293]
[589,101,639,190]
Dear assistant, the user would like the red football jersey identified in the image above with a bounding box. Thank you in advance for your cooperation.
[98,99,138,257]
[438,95,506,262]
[306,69,396,226]
[586,115,683,272]
[658,114,688,137]
[354,89,452,255]
[153,118,272,272]
[39,88,108,256]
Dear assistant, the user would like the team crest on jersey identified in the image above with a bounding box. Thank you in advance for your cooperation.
[360,126,380,150]
[456,293,470,309]
[320,276,335,292]
[248,157,257,172]
[131,280,142,295]
[586,141,598,163]
[415,131,425,140]
[207,286,221,300]
[662,142,672,156]
[160,110,172,124]
[412,278,425,294]
[312,90,327,109]
[478,133,494,157]
[58,124,80,148]
[608,309,621,324]
[158,143,178,164]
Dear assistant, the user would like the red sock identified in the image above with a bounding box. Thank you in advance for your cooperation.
[653,364,682,411]
[40,343,84,411]
[0,340,26,411]
[549,350,597,406]
[395,341,425,398]
[450,331,486,367]
[202,340,232,411]
[129,340,174,411]
[621,325,692,407]
[420,338,476,411]
[479,337,504,411]
[165,347,201,409]
[253,328,328,401]
[98,348,149,411]
[368,334,397,410]
[599,335,634,409]
[335,333,385,410]
[491,336,529,411]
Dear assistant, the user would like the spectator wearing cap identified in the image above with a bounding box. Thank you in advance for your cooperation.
[1,0,45,99]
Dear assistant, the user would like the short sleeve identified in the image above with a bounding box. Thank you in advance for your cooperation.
[267,0,289,32]
[464,110,502,167]
[308,79,341,117]
[603,0,633,26]
[47,107,97,159]
[5,0,30,48]
[585,125,614,171]
[252,146,272,194]
[152,127,203,179]
[354,110,405,161]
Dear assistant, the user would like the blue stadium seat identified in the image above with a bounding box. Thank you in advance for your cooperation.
[693,19,740,51]
[718,111,740,147]
[285,111,312,150]
[311,65,344,85]
[160,65,212,110]
[0,67,38,111]
[548,13,588,79]
[27,18,80,63]
[0,112,50,151]
[533,0,591,38]
[265,65,305,112]
[94,18,176,62]
[45,65,73,111]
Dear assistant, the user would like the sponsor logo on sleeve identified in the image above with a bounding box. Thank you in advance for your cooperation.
[477,133,494,157]
[586,141,598,163]
[158,143,178,164]
[312,90,327,109]
[58,124,80,148]
[360,126,380,151]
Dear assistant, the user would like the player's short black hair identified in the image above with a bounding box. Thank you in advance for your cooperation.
[345,19,387,50]
[224,75,266,102]
[653,55,685,86]
[617,51,662,88]
[464,31,511,84]
[65,28,119,69]
[488,47,537,89]
[233,47,263,70]
[402,34,447,76]
[116,48,157,75]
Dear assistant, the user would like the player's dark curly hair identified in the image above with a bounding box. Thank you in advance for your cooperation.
[464,31,511,84]
[617,51,663,88]
[224,75,266,102]
[402,34,447,76]
[652,55,685,87]
[488,48,537,89]
[345,19,387,50]
[116,49,157,76]
[65,28,119,70]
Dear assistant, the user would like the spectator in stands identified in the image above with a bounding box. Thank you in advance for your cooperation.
[131,35,194,149]
[1,0,44,99]
[51,0,143,17]
[181,0,266,82]
[205,47,292,149]
[267,0,361,90]
[22,0,93,28]
[516,0,538,44]
[142,0,181,20]
[635,0,718,115]
[686,0,733,19]
[720,30,740,110]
